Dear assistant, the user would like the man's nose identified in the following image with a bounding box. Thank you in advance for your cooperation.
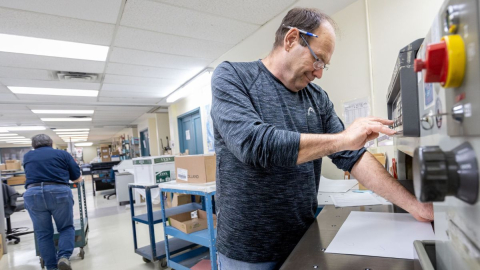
[313,68,323,79]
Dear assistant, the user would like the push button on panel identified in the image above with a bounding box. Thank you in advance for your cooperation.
[414,35,466,88]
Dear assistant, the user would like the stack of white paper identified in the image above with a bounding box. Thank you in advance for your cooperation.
[330,192,383,207]
[319,176,358,193]
[325,212,435,259]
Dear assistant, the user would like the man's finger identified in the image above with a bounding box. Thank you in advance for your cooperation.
[369,117,394,125]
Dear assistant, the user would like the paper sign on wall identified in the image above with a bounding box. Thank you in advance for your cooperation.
[186,130,191,140]
[343,97,370,126]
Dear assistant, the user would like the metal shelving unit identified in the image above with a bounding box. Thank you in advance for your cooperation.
[159,182,217,270]
[128,184,197,268]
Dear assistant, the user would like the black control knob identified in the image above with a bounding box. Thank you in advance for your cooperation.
[413,142,479,204]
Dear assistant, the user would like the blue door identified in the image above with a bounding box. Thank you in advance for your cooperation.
[178,108,204,155]
[140,129,150,156]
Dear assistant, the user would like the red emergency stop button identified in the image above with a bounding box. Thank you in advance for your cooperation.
[414,35,466,88]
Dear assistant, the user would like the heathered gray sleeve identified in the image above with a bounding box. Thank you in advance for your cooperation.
[211,62,301,168]
[322,91,367,172]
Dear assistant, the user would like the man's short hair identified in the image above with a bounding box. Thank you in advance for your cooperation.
[32,134,53,149]
[273,7,337,48]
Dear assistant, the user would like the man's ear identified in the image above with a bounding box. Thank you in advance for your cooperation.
[283,28,299,51]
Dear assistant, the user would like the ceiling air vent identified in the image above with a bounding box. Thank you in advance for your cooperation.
[54,71,101,82]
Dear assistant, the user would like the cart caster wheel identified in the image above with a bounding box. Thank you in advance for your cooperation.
[14,239,20,244]
[160,258,168,268]
[79,248,85,259]
[40,257,45,268]
[142,257,151,263]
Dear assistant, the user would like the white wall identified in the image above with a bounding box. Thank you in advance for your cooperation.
[82,145,99,163]
[167,0,444,178]
[155,113,170,154]
[168,82,212,154]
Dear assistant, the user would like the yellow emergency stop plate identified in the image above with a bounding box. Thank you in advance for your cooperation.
[441,35,466,88]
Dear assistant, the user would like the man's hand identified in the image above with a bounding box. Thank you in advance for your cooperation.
[408,202,434,222]
[339,117,395,151]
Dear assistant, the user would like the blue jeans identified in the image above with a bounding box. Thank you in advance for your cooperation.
[24,184,75,270]
[218,253,279,270]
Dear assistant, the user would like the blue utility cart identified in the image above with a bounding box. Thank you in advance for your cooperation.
[159,181,217,270]
[128,183,198,268]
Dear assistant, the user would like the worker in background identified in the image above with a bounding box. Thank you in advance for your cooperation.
[211,7,434,270]
[23,134,82,270]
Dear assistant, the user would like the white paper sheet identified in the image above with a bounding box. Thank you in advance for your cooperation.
[325,212,435,259]
[330,192,383,207]
[319,176,358,193]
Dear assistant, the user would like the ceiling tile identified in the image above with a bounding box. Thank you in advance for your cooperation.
[103,74,179,87]
[101,83,174,94]
[16,94,98,103]
[109,47,210,70]
[0,78,100,90]
[0,8,115,46]
[121,0,258,44]
[100,90,166,99]
[106,63,199,80]
[0,66,52,81]
[114,27,231,59]
[98,96,162,104]
[154,0,297,25]
[0,0,123,24]
[0,93,19,101]
[0,52,106,73]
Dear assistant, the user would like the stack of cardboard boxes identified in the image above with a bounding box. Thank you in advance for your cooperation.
[101,147,111,162]
[1,160,22,170]
[168,154,217,234]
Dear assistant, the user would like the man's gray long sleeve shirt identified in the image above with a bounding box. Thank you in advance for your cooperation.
[211,60,366,263]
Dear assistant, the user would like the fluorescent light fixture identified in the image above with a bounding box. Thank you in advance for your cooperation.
[166,69,213,103]
[7,141,31,143]
[63,139,87,142]
[0,133,18,136]
[9,87,98,97]
[0,33,109,61]
[0,137,26,140]
[54,129,90,132]
[55,132,89,135]
[0,126,46,131]
[11,142,32,144]
[41,118,92,122]
[75,142,93,147]
[32,110,94,114]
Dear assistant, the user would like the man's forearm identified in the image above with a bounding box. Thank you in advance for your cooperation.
[296,133,342,164]
[351,152,419,213]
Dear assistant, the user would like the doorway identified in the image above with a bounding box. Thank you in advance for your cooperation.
[140,129,150,156]
[178,108,204,155]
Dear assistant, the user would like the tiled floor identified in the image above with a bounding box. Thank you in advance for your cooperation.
[1,176,173,270]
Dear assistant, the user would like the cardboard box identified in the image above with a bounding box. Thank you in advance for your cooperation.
[169,210,217,234]
[101,147,109,154]
[173,193,192,207]
[101,154,111,162]
[6,160,21,170]
[0,234,3,261]
[175,155,216,184]
[111,155,120,162]
[7,175,26,186]
[112,151,120,156]
[0,164,5,171]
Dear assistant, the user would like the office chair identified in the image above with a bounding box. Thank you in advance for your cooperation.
[3,183,31,244]
[103,168,116,200]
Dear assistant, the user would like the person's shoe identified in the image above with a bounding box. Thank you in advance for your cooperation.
[57,257,72,270]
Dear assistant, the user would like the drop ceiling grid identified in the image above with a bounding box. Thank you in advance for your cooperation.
[105,63,201,80]
[0,0,123,24]
[0,8,116,46]
[120,0,259,44]
[153,0,298,25]
[113,26,232,60]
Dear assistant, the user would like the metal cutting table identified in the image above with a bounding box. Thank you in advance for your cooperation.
[280,205,414,270]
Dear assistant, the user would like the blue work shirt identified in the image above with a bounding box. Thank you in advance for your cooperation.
[23,146,81,187]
